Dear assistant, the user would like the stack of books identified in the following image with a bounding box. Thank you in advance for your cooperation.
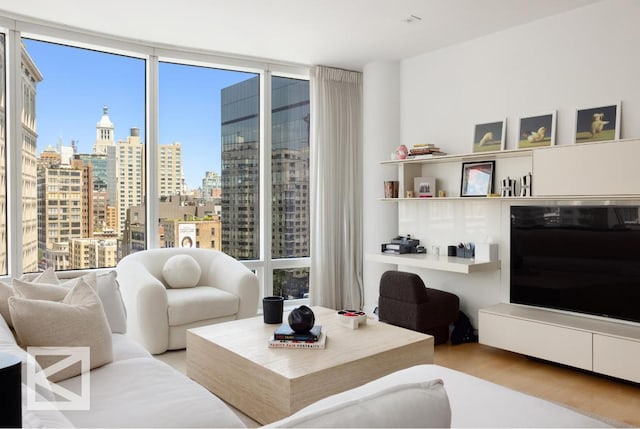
[407,144,446,159]
[268,324,325,349]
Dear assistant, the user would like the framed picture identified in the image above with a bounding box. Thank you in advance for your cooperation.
[517,111,556,149]
[460,161,495,197]
[574,102,621,143]
[414,176,436,198]
[472,120,506,153]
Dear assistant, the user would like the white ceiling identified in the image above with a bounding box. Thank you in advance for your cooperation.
[2,0,600,70]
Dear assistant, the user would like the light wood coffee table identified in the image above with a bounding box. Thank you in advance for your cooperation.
[186,306,433,424]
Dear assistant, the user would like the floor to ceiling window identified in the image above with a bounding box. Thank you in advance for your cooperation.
[158,62,259,258]
[1,21,310,302]
[21,38,146,271]
[271,76,310,299]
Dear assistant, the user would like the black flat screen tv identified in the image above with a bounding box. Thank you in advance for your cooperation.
[510,205,640,324]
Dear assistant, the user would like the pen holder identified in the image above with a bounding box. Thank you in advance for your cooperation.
[455,243,475,258]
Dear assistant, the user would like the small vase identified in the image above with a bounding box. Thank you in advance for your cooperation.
[288,305,315,333]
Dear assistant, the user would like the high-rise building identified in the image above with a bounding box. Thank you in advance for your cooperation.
[220,77,260,260]
[117,127,145,234]
[20,42,42,273]
[159,142,184,196]
[71,158,94,239]
[76,108,123,236]
[271,77,310,259]
[220,76,310,264]
[93,106,115,155]
[37,160,86,269]
[201,171,221,200]
[76,152,119,228]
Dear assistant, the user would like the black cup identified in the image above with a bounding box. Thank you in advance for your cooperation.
[447,245,457,256]
[263,296,284,324]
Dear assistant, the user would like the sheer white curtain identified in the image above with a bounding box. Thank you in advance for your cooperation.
[309,66,364,310]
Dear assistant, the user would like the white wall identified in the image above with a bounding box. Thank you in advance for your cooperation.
[362,0,640,326]
[402,0,640,152]
[362,61,401,314]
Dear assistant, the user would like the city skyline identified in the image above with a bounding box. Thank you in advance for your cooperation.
[24,38,254,190]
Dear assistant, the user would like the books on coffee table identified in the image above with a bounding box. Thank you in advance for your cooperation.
[273,324,322,341]
[268,332,326,349]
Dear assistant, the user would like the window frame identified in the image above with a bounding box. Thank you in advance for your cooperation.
[0,16,310,304]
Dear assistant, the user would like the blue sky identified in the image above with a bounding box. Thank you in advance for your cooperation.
[23,38,254,189]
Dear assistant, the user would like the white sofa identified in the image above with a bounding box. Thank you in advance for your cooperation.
[1,268,613,428]
[0,295,245,428]
[266,364,613,428]
[115,248,259,354]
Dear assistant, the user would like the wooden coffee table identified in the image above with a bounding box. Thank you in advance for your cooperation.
[186,306,433,424]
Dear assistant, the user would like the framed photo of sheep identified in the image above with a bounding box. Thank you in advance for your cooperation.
[472,120,506,153]
[574,102,621,143]
[517,111,556,149]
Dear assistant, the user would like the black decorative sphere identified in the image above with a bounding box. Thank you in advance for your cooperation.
[288,305,315,333]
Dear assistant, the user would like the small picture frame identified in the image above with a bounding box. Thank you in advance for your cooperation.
[472,120,506,153]
[414,176,436,198]
[574,102,621,143]
[460,161,495,197]
[517,111,556,149]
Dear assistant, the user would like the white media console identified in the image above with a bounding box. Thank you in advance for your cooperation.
[479,303,640,383]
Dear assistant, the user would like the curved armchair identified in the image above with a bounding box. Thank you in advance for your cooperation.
[116,248,259,354]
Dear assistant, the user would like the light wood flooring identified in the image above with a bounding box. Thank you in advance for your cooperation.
[434,342,640,427]
[158,342,640,427]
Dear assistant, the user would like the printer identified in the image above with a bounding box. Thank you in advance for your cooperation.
[381,235,425,254]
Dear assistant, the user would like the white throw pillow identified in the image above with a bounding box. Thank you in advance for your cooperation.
[12,271,126,334]
[95,270,127,334]
[266,379,451,428]
[21,266,60,285]
[162,255,202,288]
[12,277,69,301]
[0,281,14,327]
[8,278,113,382]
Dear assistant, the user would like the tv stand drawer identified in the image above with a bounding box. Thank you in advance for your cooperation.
[480,303,640,383]
[479,309,592,370]
[594,334,640,383]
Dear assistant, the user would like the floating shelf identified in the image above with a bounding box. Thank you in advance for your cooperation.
[380,148,533,166]
[365,252,500,274]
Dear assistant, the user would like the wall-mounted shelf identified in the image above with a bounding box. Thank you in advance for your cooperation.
[380,147,533,166]
[366,252,500,274]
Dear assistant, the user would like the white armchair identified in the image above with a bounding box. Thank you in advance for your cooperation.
[115,248,259,354]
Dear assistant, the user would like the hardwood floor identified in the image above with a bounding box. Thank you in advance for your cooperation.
[434,342,640,427]
[160,342,640,427]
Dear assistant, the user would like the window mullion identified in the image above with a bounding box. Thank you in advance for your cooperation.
[146,54,159,249]
[7,29,23,276]
[261,70,273,296]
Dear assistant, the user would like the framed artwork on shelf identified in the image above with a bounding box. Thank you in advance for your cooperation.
[574,102,621,143]
[472,119,506,153]
[414,176,436,198]
[460,161,495,197]
[517,111,556,149]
